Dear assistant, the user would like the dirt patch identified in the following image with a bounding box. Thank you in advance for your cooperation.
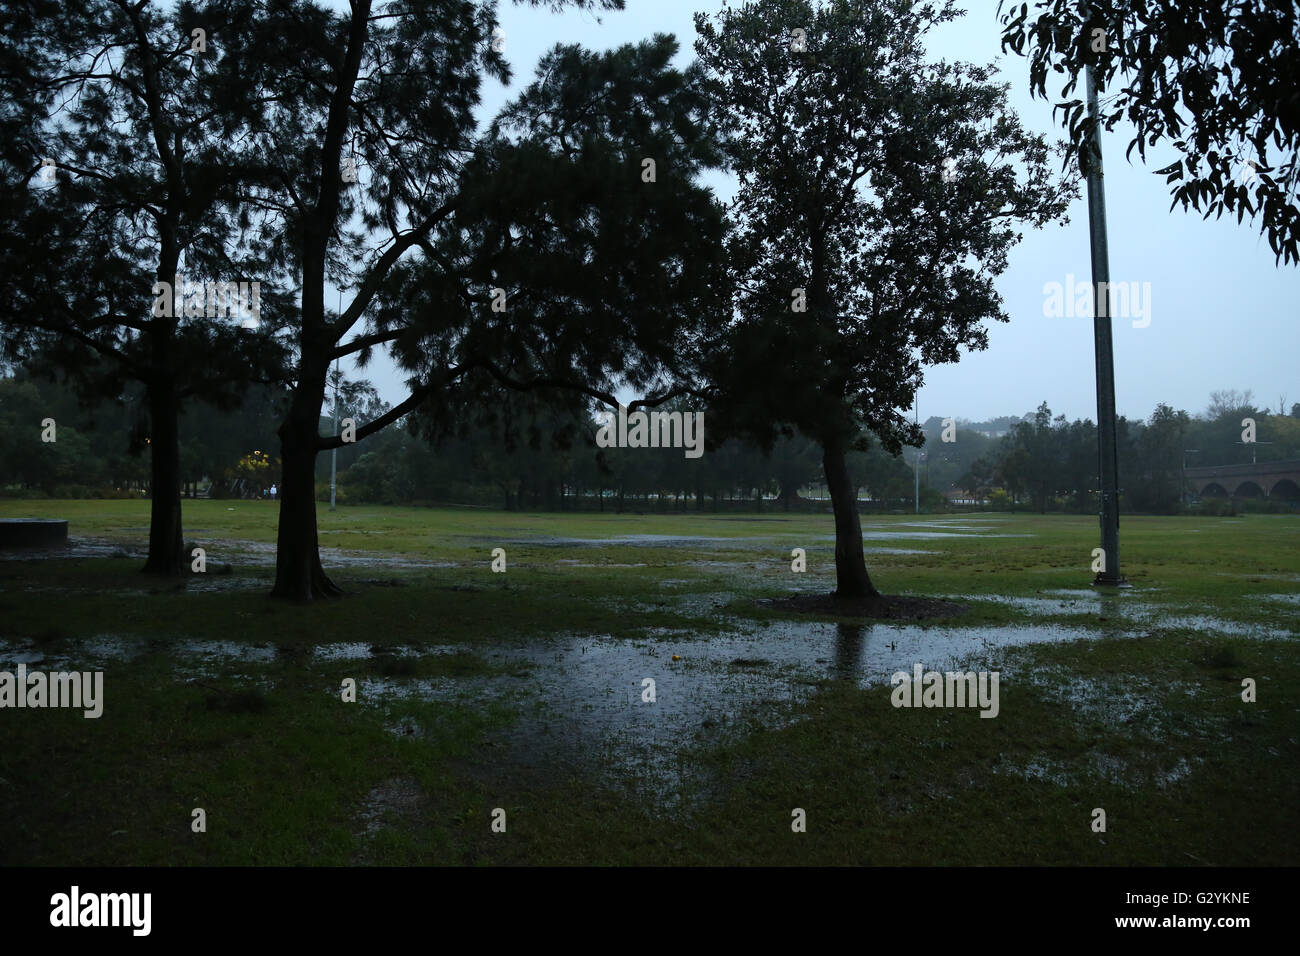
[759,593,970,621]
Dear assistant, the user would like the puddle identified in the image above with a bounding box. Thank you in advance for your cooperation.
[1151,615,1294,638]
[830,531,1036,540]
[314,642,377,662]
[192,539,457,571]
[355,674,496,702]
[988,657,1218,789]
[2,604,1258,808]
[312,642,468,662]
[1023,669,1207,728]
[1214,572,1300,582]
[0,534,456,572]
[0,634,150,668]
[959,594,1093,614]
[962,593,1296,639]
[669,549,937,573]
[0,648,47,666]
[998,752,1204,791]
[331,618,1135,807]
[1042,588,1147,598]
[893,521,1002,529]
[512,535,759,548]
[0,634,277,671]
[171,640,278,662]
[4,618,1162,807]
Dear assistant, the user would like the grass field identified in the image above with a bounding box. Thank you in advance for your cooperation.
[1,500,1297,865]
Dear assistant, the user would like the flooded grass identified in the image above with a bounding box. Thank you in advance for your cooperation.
[0,502,1296,864]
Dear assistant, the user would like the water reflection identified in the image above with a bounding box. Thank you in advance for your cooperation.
[832,622,865,679]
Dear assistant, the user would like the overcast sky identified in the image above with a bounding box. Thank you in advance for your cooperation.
[332,0,1299,425]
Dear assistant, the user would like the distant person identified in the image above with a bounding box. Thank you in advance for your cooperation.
[269,484,277,500]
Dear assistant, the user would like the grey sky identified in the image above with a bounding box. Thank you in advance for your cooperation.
[334,0,1299,425]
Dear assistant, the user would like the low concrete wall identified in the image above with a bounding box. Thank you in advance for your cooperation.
[0,519,69,547]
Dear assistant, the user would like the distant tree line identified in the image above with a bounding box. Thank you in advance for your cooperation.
[0,369,914,511]
[915,390,1300,514]
[5,370,1295,514]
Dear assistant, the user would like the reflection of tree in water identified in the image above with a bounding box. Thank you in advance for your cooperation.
[833,623,865,680]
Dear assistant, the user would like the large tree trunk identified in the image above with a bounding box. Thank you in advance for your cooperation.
[272,367,341,600]
[142,374,185,574]
[822,440,879,599]
[142,240,184,578]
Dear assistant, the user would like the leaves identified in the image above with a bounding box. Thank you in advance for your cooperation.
[698,0,1076,455]
[999,0,1300,265]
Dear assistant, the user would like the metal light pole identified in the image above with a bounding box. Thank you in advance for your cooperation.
[911,450,929,514]
[1082,2,1126,586]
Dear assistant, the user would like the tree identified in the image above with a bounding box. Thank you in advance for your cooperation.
[1206,388,1256,421]
[958,455,996,502]
[0,0,292,573]
[1059,416,1096,513]
[696,0,1075,598]
[247,0,725,598]
[181,382,288,497]
[0,376,98,494]
[1131,402,1190,513]
[999,0,1300,264]
[767,433,823,510]
[1020,403,1061,513]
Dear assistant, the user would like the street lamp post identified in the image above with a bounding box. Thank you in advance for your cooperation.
[1081,0,1126,587]
[914,451,926,514]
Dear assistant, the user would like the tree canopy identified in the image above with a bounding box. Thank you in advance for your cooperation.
[0,0,294,573]
[228,0,728,598]
[999,0,1300,264]
[696,0,1076,597]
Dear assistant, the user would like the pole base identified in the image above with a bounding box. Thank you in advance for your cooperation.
[1091,574,1130,588]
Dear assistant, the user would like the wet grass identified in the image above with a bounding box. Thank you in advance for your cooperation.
[0,501,1296,864]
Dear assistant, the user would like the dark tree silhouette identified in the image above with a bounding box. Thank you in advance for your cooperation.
[0,0,292,574]
[243,0,725,599]
[696,0,1076,598]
